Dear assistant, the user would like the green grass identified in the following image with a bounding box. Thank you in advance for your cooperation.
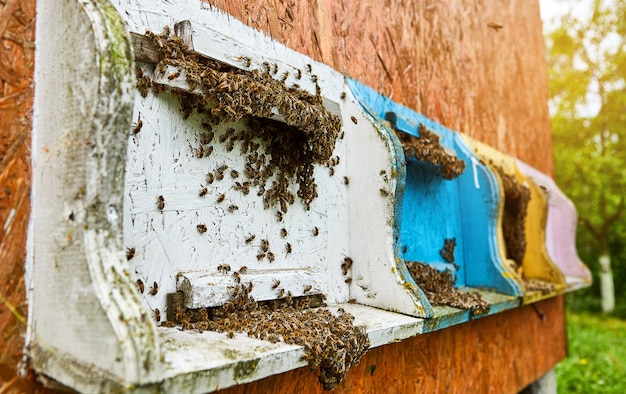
[556,310,626,393]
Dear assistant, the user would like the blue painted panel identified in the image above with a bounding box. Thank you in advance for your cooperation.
[347,77,522,297]
[454,136,523,296]
[402,160,465,285]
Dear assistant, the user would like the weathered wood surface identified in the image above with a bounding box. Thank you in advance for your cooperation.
[126,16,431,318]
[0,0,568,392]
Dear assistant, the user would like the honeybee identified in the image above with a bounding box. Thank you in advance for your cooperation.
[126,247,136,260]
[132,116,143,134]
[245,234,256,243]
[167,70,181,80]
[295,69,302,79]
[199,187,208,197]
[312,227,319,236]
[136,279,145,294]
[272,279,281,289]
[216,194,225,203]
[232,271,241,283]
[256,253,265,261]
[277,288,285,297]
[231,170,239,179]
[240,56,251,67]
[345,277,352,284]
[228,205,239,213]
[303,285,312,293]
[276,211,283,222]
[285,243,292,254]
[260,239,269,253]
[149,281,159,295]
[238,266,248,274]
[157,195,165,211]
[487,22,504,32]
[340,92,346,99]
[343,176,349,185]
[197,224,208,233]
[280,228,287,238]
[206,173,215,184]
[267,252,275,262]
[380,188,389,197]
[154,308,161,322]
[217,264,231,274]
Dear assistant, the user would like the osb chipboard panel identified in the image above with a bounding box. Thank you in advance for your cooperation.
[0,0,44,392]
[217,297,566,394]
[203,0,553,176]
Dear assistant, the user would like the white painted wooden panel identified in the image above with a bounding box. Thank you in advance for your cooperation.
[125,69,350,316]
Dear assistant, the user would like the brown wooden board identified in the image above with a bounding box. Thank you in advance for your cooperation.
[0,0,564,391]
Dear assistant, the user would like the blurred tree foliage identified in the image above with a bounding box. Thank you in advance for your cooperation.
[545,0,626,312]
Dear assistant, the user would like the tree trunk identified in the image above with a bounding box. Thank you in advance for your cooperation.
[599,253,615,313]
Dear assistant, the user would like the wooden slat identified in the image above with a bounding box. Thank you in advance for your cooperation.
[131,32,161,63]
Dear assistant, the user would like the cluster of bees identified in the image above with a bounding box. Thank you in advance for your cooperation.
[163,281,370,390]
[395,124,466,180]
[439,238,457,264]
[142,28,342,212]
[524,278,556,295]
[405,261,490,316]
[495,168,530,271]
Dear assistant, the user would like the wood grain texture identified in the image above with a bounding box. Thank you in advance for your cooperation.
[203,0,553,175]
[216,296,566,394]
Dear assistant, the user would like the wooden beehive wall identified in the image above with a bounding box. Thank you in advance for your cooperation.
[204,0,553,176]
[0,0,564,392]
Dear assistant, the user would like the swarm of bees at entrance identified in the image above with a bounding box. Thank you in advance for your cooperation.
[496,168,530,271]
[388,114,466,180]
[142,28,342,211]
[166,283,369,390]
[405,261,490,316]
